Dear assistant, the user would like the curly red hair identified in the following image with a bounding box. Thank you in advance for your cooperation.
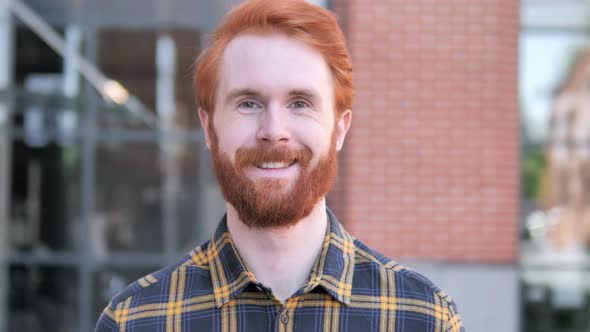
[194,0,353,116]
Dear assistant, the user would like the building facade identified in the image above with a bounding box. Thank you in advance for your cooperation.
[329,1,519,331]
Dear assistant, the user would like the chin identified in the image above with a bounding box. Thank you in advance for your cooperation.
[254,177,294,192]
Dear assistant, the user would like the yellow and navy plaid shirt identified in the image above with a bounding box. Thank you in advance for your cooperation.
[96,209,464,331]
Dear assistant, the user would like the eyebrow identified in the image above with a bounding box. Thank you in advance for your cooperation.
[288,89,321,101]
[225,88,262,104]
[225,88,322,104]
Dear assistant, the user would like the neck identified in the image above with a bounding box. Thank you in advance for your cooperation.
[226,199,328,303]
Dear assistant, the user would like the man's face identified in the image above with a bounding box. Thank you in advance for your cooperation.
[199,33,351,228]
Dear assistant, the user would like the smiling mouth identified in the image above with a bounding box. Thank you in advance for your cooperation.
[256,160,297,169]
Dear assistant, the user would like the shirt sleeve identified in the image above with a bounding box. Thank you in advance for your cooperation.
[444,300,465,332]
[95,302,120,332]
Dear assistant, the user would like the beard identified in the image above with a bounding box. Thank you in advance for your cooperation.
[210,134,338,229]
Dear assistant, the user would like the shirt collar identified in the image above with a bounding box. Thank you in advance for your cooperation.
[207,215,257,308]
[303,208,355,304]
[208,208,355,307]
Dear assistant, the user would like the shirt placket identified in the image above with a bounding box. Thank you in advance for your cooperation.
[275,297,300,332]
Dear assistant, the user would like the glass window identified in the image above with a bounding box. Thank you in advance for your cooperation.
[520,2,590,331]
[8,266,79,332]
[93,139,213,254]
[9,140,82,254]
[2,9,225,330]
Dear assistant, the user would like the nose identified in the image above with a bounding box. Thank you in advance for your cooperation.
[256,104,290,144]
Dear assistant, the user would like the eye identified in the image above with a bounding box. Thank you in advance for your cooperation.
[289,100,310,109]
[237,100,262,114]
[237,100,262,111]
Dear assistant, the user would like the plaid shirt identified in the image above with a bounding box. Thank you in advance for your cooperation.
[96,209,464,331]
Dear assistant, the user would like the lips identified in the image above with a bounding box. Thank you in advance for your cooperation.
[235,145,312,173]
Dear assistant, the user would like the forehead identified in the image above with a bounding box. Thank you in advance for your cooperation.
[217,33,333,99]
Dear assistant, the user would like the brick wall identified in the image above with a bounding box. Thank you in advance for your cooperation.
[329,0,519,263]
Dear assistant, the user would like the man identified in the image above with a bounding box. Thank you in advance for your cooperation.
[96,0,465,331]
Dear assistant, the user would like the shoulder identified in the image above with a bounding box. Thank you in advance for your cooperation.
[351,237,457,307]
[106,240,214,311]
[350,238,464,330]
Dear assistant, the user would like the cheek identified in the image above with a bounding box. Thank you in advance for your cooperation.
[303,130,333,166]
[214,121,256,157]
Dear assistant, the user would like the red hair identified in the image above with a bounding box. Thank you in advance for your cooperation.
[194,0,353,116]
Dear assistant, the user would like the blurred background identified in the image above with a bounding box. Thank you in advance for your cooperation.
[520,1,590,332]
[0,0,588,331]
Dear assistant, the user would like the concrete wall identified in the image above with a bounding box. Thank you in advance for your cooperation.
[404,261,520,332]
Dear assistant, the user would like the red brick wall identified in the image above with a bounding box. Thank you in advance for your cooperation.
[329,0,519,263]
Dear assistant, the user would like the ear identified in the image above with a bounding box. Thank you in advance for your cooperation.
[335,109,352,151]
[198,108,212,149]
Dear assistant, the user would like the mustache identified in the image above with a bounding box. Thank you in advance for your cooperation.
[235,145,313,170]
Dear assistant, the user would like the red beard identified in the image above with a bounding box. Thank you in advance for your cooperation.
[210,135,338,229]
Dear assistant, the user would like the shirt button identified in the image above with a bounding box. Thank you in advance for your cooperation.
[280,313,289,325]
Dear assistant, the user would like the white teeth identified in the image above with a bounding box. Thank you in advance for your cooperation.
[259,161,290,169]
